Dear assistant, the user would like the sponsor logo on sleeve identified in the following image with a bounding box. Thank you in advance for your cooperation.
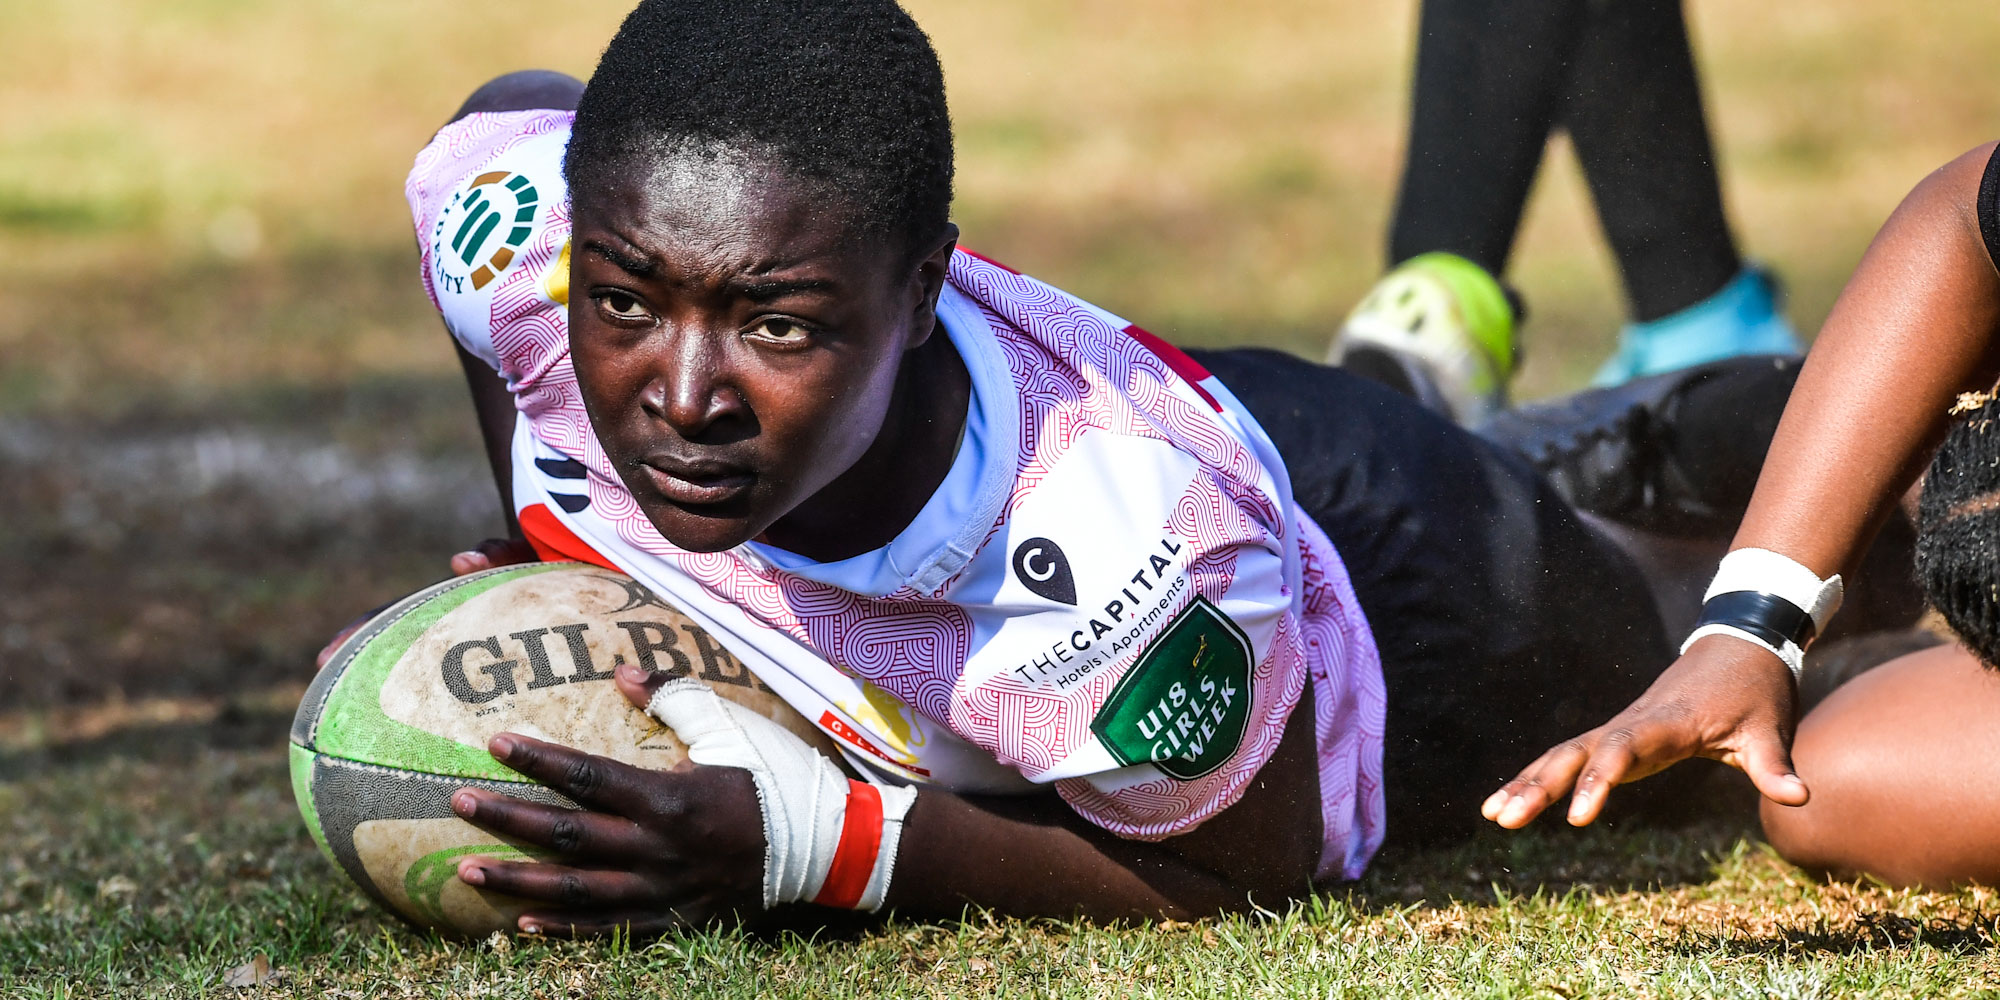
[826,680,934,777]
[430,170,540,296]
[1088,596,1252,780]
[818,708,933,778]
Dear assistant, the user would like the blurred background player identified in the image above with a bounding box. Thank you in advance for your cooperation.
[1332,0,1803,424]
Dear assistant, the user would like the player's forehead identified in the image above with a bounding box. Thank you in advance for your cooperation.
[570,144,889,290]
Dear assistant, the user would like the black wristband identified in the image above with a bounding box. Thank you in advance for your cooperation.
[1694,590,1817,651]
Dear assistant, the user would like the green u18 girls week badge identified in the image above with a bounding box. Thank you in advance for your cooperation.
[1089,596,1253,780]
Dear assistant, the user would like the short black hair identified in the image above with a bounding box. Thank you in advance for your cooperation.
[565,0,953,257]
[1916,393,2000,667]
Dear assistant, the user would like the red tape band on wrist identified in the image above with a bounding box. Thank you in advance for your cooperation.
[810,779,882,909]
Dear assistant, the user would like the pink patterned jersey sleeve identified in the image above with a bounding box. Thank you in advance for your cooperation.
[927,254,1385,872]
[403,110,575,379]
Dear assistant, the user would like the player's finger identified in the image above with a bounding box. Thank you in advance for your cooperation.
[1567,711,1718,825]
[1734,724,1810,807]
[1561,726,1654,827]
[452,537,536,577]
[491,537,538,562]
[1482,739,1592,829]
[486,733,669,817]
[515,907,693,938]
[450,788,654,858]
[455,857,661,909]
[449,550,494,576]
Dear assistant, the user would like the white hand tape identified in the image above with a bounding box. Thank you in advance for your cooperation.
[644,677,914,910]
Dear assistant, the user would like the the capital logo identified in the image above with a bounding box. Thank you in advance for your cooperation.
[1011,537,1076,605]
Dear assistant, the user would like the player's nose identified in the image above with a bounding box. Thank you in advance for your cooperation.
[645,326,748,437]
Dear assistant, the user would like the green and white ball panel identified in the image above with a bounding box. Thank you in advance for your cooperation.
[290,562,831,934]
[288,564,561,762]
[292,750,566,933]
[296,562,727,775]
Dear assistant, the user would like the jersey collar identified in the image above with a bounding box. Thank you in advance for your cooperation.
[737,281,1019,598]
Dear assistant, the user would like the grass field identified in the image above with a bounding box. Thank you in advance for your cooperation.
[7,0,2000,995]
[9,709,2000,997]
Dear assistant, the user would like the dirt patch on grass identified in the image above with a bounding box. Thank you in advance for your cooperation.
[0,398,500,708]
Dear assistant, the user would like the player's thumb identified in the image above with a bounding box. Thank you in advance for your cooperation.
[1740,724,1809,807]
[619,665,753,765]
[634,671,832,806]
[615,659,668,708]
[633,673,766,771]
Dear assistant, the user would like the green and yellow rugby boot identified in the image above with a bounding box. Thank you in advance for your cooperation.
[1328,252,1520,426]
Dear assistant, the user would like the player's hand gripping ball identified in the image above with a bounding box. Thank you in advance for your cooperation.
[290,563,835,935]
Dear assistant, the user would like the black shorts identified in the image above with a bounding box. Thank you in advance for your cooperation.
[1191,348,1673,843]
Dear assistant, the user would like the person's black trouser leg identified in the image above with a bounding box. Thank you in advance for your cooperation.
[1389,0,1741,320]
[1389,0,1585,274]
[1561,0,1740,321]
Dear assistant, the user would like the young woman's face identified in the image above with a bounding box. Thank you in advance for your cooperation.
[567,151,931,553]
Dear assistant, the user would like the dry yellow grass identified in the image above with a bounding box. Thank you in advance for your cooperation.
[5,0,1999,410]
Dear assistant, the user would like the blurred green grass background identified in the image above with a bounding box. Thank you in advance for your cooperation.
[6,0,1999,418]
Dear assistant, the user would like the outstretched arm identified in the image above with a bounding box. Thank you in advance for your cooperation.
[1487,142,2000,829]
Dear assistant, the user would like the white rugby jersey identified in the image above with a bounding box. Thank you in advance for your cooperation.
[407,111,1387,879]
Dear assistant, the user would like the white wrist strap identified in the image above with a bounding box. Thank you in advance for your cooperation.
[1682,622,1808,680]
[1699,547,1844,629]
[645,678,917,911]
[1680,547,1844,681]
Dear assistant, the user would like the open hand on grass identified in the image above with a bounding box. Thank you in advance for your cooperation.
[1482,634,1810,828]
[450,661,767,936]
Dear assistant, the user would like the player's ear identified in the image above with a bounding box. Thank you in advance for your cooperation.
[902,223,959,351]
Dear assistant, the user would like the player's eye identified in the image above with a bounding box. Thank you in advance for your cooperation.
[745,318,812,347]
[592,291,653,323]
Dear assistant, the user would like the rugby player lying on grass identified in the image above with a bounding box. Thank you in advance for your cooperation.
[371,0,1904,933]
[1481,139,2000,888]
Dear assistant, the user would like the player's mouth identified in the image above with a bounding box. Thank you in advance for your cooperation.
[639,457,756,506]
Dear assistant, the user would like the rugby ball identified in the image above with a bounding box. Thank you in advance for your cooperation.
[289,562,830,935]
